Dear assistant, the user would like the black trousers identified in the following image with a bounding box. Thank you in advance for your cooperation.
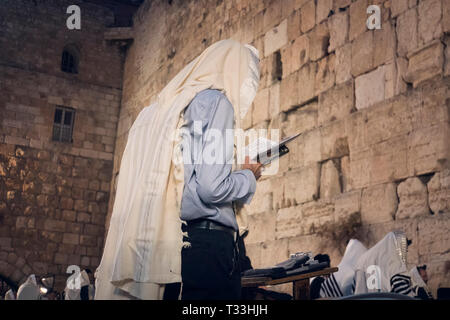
[181,228,241,300]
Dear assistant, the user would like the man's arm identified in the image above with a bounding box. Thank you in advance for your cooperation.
[194,94,258,205]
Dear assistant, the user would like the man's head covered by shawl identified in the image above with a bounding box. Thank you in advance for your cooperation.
[95,39,260,300]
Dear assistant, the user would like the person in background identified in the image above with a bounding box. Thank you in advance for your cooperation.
[16,274,40,300]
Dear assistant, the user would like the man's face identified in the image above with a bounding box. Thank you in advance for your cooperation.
[419,268,428,284]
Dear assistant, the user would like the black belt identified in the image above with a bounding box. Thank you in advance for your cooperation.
[186,219,236,239]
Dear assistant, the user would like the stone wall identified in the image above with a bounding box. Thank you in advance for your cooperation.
[0,0,123,291]
[112,0,450,296]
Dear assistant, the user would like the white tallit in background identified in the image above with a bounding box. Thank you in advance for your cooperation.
[354,231,408,294]
[65,269,92,300]
[16,274,40,300]
[95,39,260,300]
[315,239,367,298]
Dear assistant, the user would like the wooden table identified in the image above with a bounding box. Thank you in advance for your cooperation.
[241,267,338,300]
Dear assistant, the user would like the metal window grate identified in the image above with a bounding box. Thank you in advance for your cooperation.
[52,106,75,143]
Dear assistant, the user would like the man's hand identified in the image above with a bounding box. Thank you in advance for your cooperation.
[242,156,263,181]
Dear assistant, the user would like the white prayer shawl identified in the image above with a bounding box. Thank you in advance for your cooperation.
[354,231,408,294]
[317,239,367,297]
[65,270,91,300]
[95,40,260,300]
[17,275,40,300]
[4,289,16,300]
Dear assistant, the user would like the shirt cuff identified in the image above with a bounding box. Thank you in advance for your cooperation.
[239,169,257,205]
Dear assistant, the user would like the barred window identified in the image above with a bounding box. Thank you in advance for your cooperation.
[52,106,75,143]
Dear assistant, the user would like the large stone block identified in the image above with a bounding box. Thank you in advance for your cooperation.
[300,128,322,166]
[427,170,450,214]
[318,81,354,125]
[349,0,368,41]
[405,41,444,88]
[284,163,320,205]
[351,31,374,77]
[418,0,442,46]
[276,205,308,238]
[396,177,431,220]
[335,43,352,84]
[334,190,361,220]
[245,178,274,215]
[309,23,330,62]
[315,54,335,95]
[444,0,450,33]
[320,119,348,160]
[361,183,398,224]
[62,233,79,245]
[44,219,66,232]
[370,135,409,185]
[297,63,317,106]
[407,122,449,176]
[300,0,316,33]
[328,11,348,52]
[355,66,385,110]
[397,8,418,57]
[264,19,288,57]
[282,35,309,78]
[316,0,333,24]
[320,159,341,200]
[364,96,412,146]
[246,211,276,244]
[282,100,318,137]
[373,22,396,67]
[287,9,302,42]
[252,87,269,124]
[418,217,450,255]
[280,71,298,112]
[391,0,409,17]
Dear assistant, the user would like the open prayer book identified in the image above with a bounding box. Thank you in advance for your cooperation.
[244,132,302,165]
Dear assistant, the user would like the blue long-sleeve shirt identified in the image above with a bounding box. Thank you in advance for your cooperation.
[180,89,256,231]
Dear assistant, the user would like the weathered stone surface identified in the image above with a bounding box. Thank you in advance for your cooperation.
[309,23,330,62]
[245,178,274,215]
[407,122,449,176]
[335,43,352,84]
[318,81,354,125]
[328,11,348,52]
[351,31,374,77]
[397,8,418,57]
[374,22,396,67]
[300,0,316,33]
[316,0,333,24]
[252,87,270,124]
[396,177,431,219]
[444,0,450,33]
[264,19,288,57]
[355,66,385,110]
[349,0,368,41]
[315,54,335,95]
[361,183,398,224]
[405,41,444,88]
[320,160,341,200]
[334,190,361,220]
[297,63,317,106]
[427,170,450,214]
[284,164,320,206]
[246,211,276,244]
[418,0,442,45]
[276,205,307,238]
[282,101,318,137]
[391,0,409,17]
[418,217,450,255]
